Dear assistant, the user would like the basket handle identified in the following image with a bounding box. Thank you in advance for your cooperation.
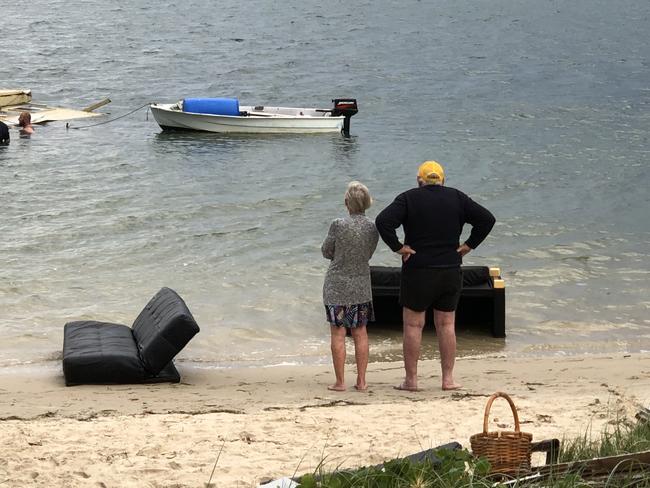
[482,391,521,434]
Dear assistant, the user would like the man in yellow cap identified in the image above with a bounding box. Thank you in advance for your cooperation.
[376,160,495,391]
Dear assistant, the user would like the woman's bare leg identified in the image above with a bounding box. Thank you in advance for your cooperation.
[350,325,369,390]
[328,325,347,391]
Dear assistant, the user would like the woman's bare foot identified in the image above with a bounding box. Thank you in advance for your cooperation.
[328,383,346,392]
[393,382,421,392]
[354,383,368,392]
[442,383,462,391]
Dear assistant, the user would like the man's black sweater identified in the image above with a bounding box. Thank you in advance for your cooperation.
[375,184,495,268]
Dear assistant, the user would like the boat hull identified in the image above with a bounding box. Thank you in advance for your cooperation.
[0,89,32,108]
[150,103,344,134]
[0,88,107,125]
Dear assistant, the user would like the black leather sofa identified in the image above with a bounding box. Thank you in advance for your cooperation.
[62,287,200,386]
[370,266,506,337]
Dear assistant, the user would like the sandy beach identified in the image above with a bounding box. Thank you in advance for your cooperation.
[0,354,648,487]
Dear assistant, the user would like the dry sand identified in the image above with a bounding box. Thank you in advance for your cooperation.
[1,353,649,487]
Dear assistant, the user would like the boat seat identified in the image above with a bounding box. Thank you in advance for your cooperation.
[62,287,200,386]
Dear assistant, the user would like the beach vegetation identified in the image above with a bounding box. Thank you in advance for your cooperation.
[558,416,650,462]
[294,416,650,487]
[297,448,491,488]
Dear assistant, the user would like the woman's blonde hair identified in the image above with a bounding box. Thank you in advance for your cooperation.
[345,181,372,214]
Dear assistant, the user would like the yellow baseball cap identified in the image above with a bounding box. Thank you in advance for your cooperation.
[417,160,445,185]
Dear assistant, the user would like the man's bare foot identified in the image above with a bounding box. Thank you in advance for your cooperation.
[328,384,346,392]
[354,383,368,392]
[393,383,421,392]
[442,383,462,391]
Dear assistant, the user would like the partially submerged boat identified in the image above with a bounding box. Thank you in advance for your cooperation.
[0,89,110,125]
[150,98,358,134]
[0,89,32,108]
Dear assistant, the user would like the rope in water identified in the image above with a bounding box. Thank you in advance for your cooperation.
[66,103,151,130]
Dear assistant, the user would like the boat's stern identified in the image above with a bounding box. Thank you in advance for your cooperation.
[331,99,358,135]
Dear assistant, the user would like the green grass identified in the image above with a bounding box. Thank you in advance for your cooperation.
[297,449,492,488]
[294,417,650,487]
[559,417,650,463]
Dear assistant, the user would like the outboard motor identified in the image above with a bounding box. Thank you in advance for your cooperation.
[331,99,358,135]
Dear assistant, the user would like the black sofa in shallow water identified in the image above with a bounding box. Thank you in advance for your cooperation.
[62,287,200,386]
[370,265,506,338]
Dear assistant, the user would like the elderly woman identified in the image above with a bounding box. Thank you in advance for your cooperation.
[321,181,379,391]
[18,112,34,135]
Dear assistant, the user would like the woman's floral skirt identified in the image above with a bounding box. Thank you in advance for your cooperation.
[325,301,374,328]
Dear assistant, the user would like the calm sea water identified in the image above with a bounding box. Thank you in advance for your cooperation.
[1,0,649,371]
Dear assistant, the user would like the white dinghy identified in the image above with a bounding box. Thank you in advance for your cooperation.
[150,98,358,135]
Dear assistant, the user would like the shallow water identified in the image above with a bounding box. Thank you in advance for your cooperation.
[1,0,649,370]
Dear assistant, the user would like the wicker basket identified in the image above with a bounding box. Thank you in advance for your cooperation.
[470,392,533,475]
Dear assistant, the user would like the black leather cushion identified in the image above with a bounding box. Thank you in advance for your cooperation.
[131,287,200,375]
[461,266,490,287]
[370,265,490,288]
[62,321,181,386]
[370,266,401,288]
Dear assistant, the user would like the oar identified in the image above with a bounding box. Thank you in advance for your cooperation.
[82,98,111,112]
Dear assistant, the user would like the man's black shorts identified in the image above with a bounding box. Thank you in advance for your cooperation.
[399,267,462,312]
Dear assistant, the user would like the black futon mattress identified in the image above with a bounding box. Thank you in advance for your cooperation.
[62,287,200,386]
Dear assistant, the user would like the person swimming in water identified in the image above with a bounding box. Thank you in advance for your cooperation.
[18,111,34,135]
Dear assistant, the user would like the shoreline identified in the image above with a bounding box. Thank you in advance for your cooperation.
[1,353,649,487]
[2,336,644,377]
